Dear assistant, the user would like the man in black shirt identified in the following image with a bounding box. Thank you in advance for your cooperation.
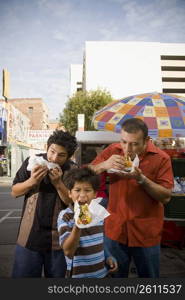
[11,130,77,277]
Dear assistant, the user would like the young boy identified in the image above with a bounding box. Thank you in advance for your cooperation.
[57,167,118,278]
[11,130,77,278]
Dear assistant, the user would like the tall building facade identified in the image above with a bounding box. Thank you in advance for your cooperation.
[0,98,31,176]
[160,43,185,96]
[8,98,49,129]
[83,41,185,98]
[70,64,83,95]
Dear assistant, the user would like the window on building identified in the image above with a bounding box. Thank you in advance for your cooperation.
[28,107,33,114]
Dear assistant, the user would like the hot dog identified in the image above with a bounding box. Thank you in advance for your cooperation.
[123,154,133,171]
[77,203,92,225]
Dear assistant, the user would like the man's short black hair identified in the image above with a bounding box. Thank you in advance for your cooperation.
[121,118,148,140]
[64,167,100,192]
[47,130,77,158]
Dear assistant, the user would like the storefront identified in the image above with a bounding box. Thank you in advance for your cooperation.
[0,102,8,176]
[0,146,7,176]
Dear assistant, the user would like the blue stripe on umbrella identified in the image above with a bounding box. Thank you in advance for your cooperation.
[173,129,185,137]
[148,129,159,139]
[120,96,134,103]
[170,117,185,129]
[177,98,185,105]
[163,99,178,106]
[143,98,154,106]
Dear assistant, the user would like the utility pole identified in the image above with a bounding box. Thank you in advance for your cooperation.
[2,69,10,101]
[1,69,10,175]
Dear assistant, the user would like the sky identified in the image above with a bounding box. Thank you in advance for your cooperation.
[0,0,185,120]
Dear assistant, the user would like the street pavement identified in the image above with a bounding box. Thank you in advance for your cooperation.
[0,178,185,278]
[0,178,23,277]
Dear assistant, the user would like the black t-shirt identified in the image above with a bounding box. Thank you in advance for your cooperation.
[13,153,77,251]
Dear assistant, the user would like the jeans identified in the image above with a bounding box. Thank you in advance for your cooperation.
[12,244,66,278]
[105,236,160,278]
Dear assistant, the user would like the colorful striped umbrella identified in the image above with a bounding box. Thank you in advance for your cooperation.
[92,92,185,138]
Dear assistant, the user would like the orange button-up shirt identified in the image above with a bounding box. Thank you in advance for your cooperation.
[92,140,174,247]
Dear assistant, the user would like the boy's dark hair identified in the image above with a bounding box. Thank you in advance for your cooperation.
[121,118,148,140]
[64,167,100,191]
[47,130,77,158]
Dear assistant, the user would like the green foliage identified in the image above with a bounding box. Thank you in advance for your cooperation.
[59,89,113,135]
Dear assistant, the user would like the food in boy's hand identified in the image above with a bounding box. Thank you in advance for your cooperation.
[123,154,133,171]
[77,203,92,225]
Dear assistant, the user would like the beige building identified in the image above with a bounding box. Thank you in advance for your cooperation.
[0,98,31,177]
[8,98,49,130]
[48,119,66,131]
[48,119,60,130]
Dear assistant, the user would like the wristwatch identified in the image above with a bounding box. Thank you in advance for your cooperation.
[137,174,146,184]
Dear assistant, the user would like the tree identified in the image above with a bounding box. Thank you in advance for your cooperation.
[59,89,113,135]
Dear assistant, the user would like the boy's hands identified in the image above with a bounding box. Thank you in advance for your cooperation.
[30,164,48,186]
[106,256,118,273]
[49,167,63,187]
[29,165,64,188]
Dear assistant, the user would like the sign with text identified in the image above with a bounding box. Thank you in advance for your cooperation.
[28,130,54,143]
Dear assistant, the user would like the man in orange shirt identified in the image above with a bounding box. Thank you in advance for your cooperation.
[90,118,174,278]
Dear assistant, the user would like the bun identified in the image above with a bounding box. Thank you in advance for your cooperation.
[77,204,92,225]
[123,155,133,170]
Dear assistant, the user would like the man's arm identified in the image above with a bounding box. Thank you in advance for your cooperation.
[134,170,172,205]
[11,178,37,198]
[91,154,172,205]
[62,225,81,258]
[11,165,48,198]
